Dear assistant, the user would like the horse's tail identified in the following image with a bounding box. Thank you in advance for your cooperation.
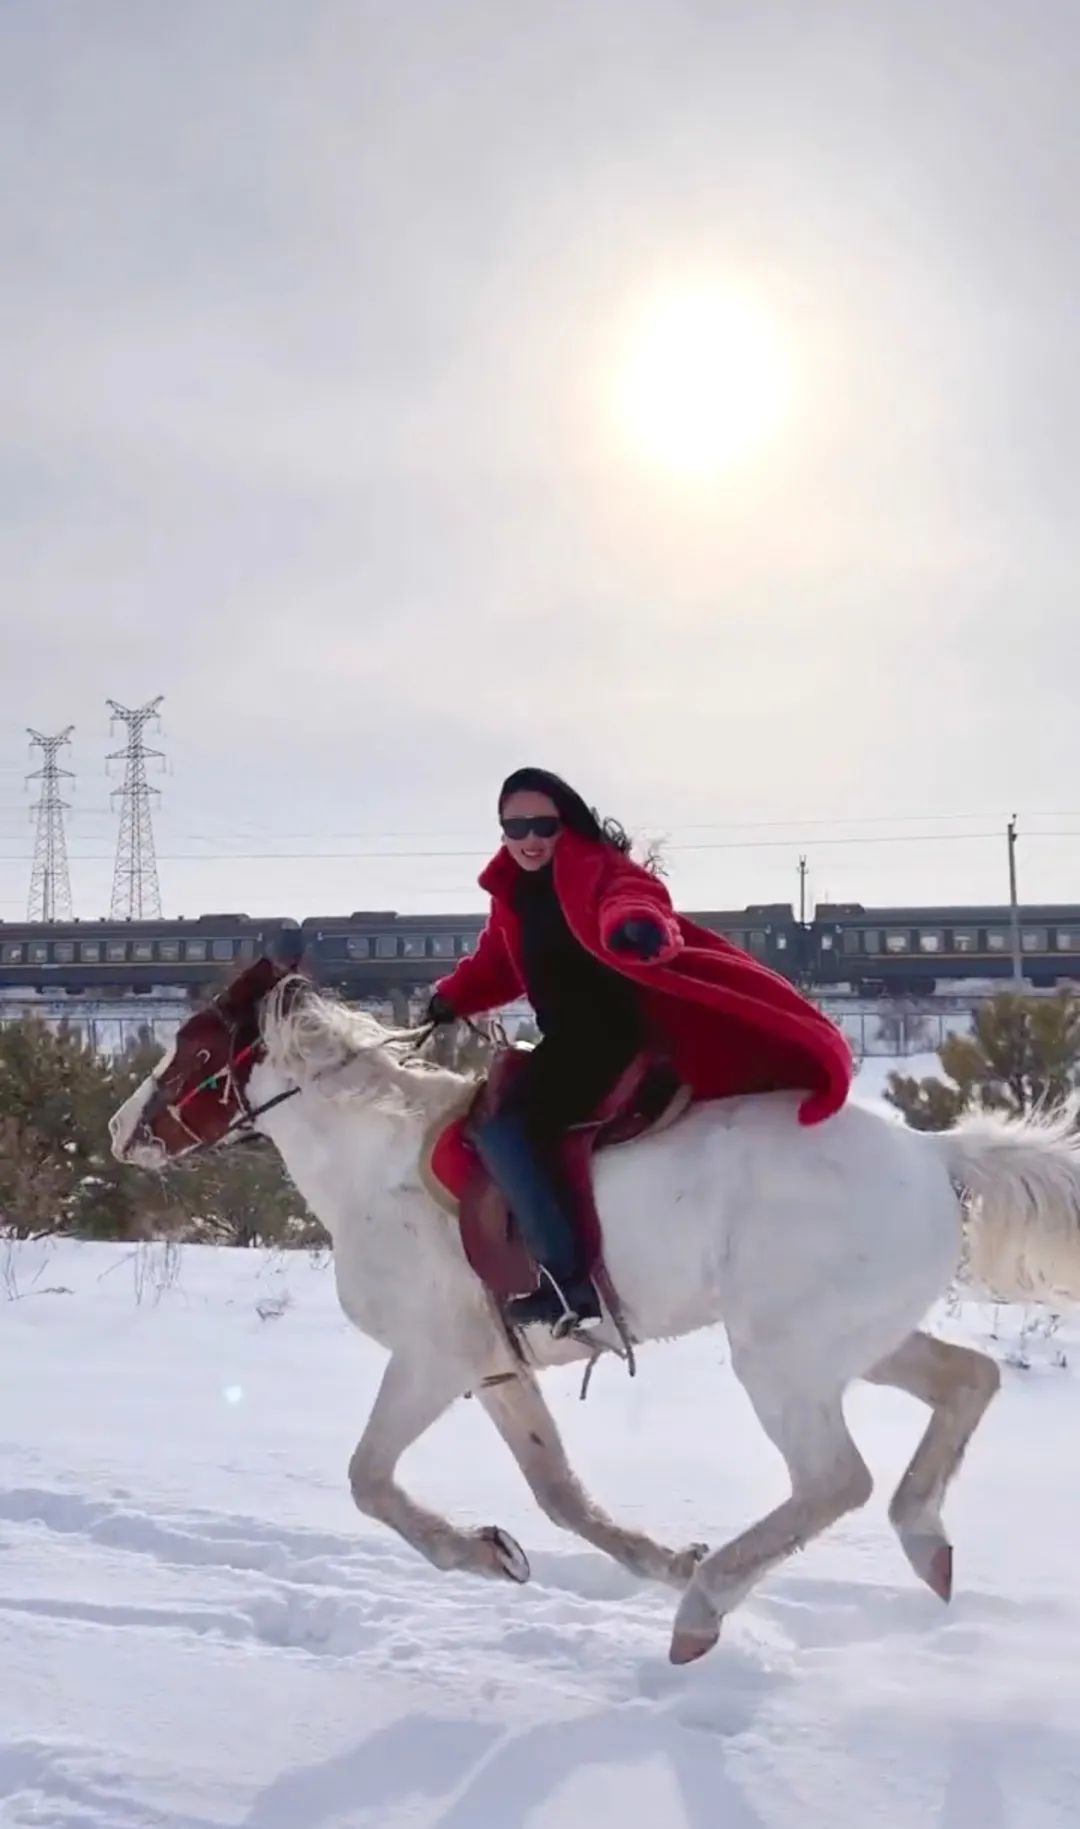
[933,1106,1080,1303]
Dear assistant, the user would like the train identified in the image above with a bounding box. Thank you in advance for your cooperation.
[0,905,793,997]
[0,913,302,996]
[811,903,1080,995]
[2,899,1079,1000]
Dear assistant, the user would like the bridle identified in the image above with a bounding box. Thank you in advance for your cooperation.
[136,988,469,1159]
[139,1005,302,1156]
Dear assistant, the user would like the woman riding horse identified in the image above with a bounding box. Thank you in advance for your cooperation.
[428,767,853,1334]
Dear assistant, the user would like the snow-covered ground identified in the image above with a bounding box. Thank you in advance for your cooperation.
[2,1234,1078,1828]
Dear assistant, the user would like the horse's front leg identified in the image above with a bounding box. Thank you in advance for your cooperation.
[348,1351,530,1584]
[479,1370,704,1588]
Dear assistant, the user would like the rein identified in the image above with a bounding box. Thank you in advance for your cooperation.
[143,1023,302,1157]
[182,1034,304,1142]
[144,998,490,1159]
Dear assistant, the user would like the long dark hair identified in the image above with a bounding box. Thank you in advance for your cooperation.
[498,767,632,856]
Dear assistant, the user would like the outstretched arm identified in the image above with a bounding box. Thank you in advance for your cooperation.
[434,918,524,1017]
[597,868,684,965]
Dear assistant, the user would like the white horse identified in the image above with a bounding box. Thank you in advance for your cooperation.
[110,965,1080,1664]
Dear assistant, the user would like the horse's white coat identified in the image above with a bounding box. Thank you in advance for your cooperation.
[111,984,1080,1661]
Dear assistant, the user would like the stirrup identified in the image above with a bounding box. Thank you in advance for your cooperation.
[541,1270,638,1399]
[548,1269,601,1339]
[569,1276,637,1399]
[506,1266,597,1335]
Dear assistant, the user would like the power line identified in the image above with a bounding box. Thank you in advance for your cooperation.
[5,827,1080,864]
[5,803,1080,838]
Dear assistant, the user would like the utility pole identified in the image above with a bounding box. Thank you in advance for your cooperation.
[107,697,165,919]
[797,854,808,926]
[26,727,75,921]
[1007,815,1023,987]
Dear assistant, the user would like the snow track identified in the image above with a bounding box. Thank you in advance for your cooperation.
[2,1240,1080,1826]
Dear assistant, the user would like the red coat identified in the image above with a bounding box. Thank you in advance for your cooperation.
[436,830,852,1125]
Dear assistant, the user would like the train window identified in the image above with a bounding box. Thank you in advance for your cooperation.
[884,931,910,954]
[918,932,943,954]
[132,941,154,962]
[346,936,372,959]
[79,942,101,962]
[238,939,255,960]
[1,943,24,962]
[374,935,399,959]
[1021,929,1046,953]
[953,930,978,952]
[158,939,181,962]
[986,931,1008,952]
[106,941,127,962]
[53,942,75,963]
[456,935,474,955]
[211,940,235,961]
[30,942,50,963]
[862,932,881,953]
[1056,929,1080,950]
[776,934,788,951]
[841,930,861,954]
[747,930,768,952]
[430,935,456,958]
[818,933,834,952]
[184,940,208,961]
[400,936,427,958]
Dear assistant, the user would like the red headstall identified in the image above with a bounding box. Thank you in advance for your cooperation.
[135,955,303,1157]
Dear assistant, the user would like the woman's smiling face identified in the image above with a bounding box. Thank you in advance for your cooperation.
[499,790,562,871]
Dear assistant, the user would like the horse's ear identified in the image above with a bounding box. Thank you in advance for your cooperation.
[216,953,299,1021]
[273,926,306,971]
[250,954,293,992]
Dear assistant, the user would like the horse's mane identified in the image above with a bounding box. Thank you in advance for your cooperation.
[260,977,466,1119]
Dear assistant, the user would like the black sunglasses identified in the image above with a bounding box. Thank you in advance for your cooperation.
[501,815,561,840]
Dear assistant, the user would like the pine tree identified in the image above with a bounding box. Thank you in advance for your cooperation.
[881,1070,965,1132]
[885,992,1080,1130]
[0,1018,141,1236]
[0,1019,320,1245]
[166,1140,322,1248]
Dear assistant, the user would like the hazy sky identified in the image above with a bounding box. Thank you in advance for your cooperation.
[3,0,1079,923]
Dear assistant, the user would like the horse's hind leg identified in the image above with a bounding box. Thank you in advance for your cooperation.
[478,1371,704,1588]
[669,1353,873,1665]
[865,1329,1000,1602]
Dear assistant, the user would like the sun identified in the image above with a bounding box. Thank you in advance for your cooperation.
[614,286,792,479]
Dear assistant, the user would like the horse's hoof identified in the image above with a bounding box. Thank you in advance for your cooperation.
[669,1622,720,1666]
[928,1543,954,1604]
[670,1578,720,1662]
[480,1525,530,1584]
[900,1530,953,1603]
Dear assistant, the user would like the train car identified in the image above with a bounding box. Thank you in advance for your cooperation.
[300,902,805,997]
[812,903,1080,994]
[300,911,483,996]
[0,913,300,997]
[689,904,803,982]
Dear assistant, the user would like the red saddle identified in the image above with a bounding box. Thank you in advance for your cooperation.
[425,1049,686,1305]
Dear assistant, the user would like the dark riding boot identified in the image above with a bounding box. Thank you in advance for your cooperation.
[473,1109,600,1333]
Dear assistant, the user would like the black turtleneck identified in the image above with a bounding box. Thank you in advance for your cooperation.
[514,864,643,1045]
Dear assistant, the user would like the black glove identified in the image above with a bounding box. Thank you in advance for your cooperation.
[609,918,665,961]
[425,992,457,1026]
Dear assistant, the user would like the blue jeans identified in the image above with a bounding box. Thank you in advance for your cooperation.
[473,1107,583,1291]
